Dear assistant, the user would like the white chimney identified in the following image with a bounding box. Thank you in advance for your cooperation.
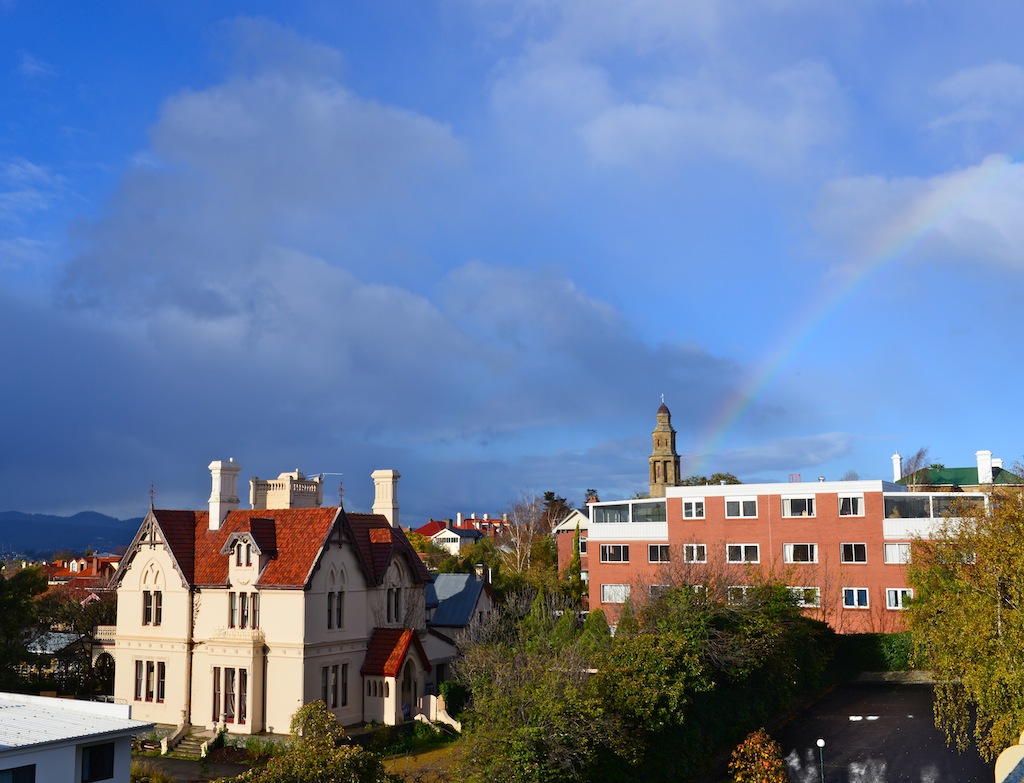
[892,451,902,482]
[977,450,994,485]
[209,459,242,531]
[371,469,400,528]
[457,512,463,526]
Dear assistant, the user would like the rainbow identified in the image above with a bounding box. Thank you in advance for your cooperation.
[684,153,1019,474]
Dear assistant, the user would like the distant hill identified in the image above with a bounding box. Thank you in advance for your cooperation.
[0,511,142,558]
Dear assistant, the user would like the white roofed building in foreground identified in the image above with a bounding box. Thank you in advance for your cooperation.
[0,691,152,783]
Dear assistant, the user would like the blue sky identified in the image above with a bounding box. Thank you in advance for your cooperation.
[4,1,1024,521]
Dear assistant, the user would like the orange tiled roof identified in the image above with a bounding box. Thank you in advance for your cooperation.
[360,627,431,677]
[137,506,431,590]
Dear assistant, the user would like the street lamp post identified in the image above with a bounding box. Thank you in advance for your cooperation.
[816,738,825,783]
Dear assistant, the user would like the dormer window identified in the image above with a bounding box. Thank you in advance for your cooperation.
[235,542,243,567]
[245,543,252,566]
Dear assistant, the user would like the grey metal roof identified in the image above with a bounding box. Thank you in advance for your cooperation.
[0,693,152,751]
[427,573,485,628]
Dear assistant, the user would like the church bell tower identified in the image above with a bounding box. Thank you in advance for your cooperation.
[649,399,681,497]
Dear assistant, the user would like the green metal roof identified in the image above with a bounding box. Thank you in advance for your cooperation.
[898,465,1023,487]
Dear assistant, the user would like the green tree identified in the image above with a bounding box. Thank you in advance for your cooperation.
[906,489,1024,760]
[455,591,623,783]
[679,472,742,486]
[226,700,396,783]
[564,522,584,604]
[0,566,48,688]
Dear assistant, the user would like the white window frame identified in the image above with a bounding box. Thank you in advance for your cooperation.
[843,587,870,608]
[727,585,752,604]
[600,583,630,603]
[578,537,587,555]
[841,543,868,563]
[782,496,815,518]
[682,499,705,519]
[648,544,671,563]
[886,588,913,610]
[839,494,864,517]
[789,586,821,607]
[726,543,760,563]
[783,543,817,563]
[684,543,707,563]
[600,544,630,563]
[884,543,911,564]
[725,497,758,518]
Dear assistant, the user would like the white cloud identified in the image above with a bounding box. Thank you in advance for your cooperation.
[582,60,844,172]
[814,154,1024,271]
[931,62,1024,129]
[0,158,63,218]
[485,1,845,174]
[16,53,54,79]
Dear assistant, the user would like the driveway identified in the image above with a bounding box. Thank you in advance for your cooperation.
[133,755,249,783]
[773,681,992,783]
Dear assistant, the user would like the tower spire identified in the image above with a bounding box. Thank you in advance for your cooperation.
[649,399,680,497]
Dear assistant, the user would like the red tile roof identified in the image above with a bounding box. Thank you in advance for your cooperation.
[413,520,446,537]
[120,506,432,590]
[360,628,431,677]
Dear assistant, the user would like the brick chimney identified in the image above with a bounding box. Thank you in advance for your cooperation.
[209,459,242,531]
[371,469,400,528]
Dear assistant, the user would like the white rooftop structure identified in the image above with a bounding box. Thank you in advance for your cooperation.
[0,692,152,782]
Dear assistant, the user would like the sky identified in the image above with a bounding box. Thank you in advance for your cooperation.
[4,1,1024,523]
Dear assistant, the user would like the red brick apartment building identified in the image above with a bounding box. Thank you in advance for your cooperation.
[580,483,985,633]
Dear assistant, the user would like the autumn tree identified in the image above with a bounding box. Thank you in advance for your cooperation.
[906,488,1024,760]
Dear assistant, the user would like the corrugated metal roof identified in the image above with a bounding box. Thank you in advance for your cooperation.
[0,693,152,750]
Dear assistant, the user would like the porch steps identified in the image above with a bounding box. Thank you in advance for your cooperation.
[170,732,208,758]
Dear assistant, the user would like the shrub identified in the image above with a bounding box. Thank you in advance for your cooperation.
[130,759,174,783]
[438,680,468,716]
[727,729,788,783]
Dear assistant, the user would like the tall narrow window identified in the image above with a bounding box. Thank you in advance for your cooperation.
[142,590,153,625]
[331,664,339,708]
[251,593,260,628]
[153,590,162,625]
[335,591,344,629]
[393,587,402,623]
[239,669,247,725]
[156,662,166,703]
[224,669,236,722]
[145,661,155,701]
[327,592,335,629]
[134,660,144,701]
[240,593,249,629]
[321,666,329,703]
[213,667,221,722]
[245,543,252,566]
[236,543,243,566]
[229,592,239,628]
[341,663,349,707]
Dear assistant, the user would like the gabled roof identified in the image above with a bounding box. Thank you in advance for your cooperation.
[426,573,491,628]
[361,628,431,677]
[115,506,431,590]
[431,527,484,542]
[413,520,447,537]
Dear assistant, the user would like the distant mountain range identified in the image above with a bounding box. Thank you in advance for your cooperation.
[0,511,143,559]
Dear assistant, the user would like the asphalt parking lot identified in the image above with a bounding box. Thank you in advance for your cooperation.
[773,681,992,783]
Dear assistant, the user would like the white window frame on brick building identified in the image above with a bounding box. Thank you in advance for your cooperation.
[726,544,759,563]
